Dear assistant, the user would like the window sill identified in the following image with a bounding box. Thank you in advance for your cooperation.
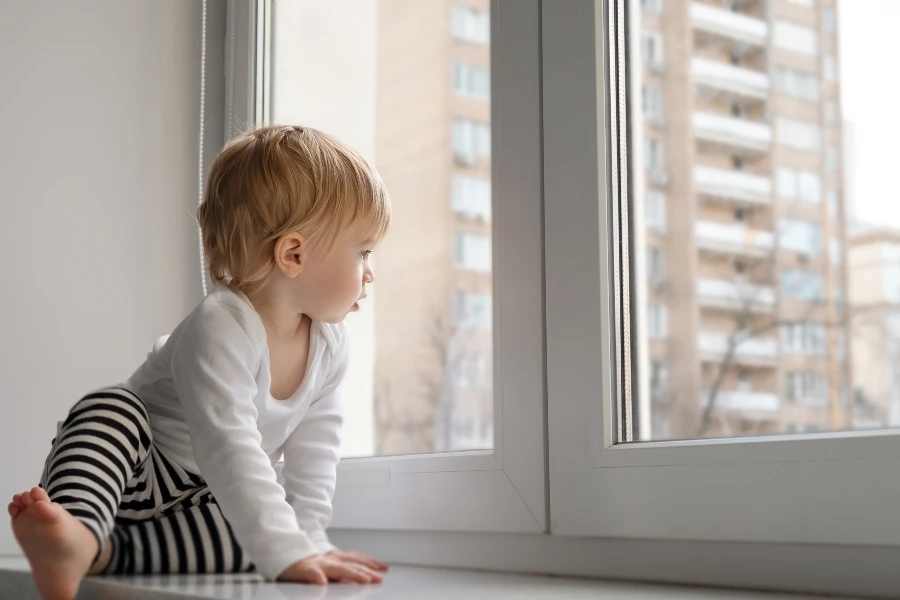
[329,529,897,599]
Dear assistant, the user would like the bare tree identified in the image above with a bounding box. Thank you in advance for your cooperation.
[373,313,469,454]
[696,250,850,437]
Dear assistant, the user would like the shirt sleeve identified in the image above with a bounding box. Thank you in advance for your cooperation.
[169,303,320,580]
[281,326,349,554]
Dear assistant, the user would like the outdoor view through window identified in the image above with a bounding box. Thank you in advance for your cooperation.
[273,1,493,457]
[632,0,900,441]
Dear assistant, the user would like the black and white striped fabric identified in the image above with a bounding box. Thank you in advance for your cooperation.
[39,388,255,575]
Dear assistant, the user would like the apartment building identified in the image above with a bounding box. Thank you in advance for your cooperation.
[637,0,851,439]
[373,0,493,454]
[847,229,900,429]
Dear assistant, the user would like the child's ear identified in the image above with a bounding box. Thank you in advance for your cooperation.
[273,233,306,278]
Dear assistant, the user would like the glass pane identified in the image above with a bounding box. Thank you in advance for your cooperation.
[629,0,900,441]
[271,0,493,457]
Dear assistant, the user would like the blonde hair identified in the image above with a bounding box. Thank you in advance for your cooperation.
[198,125,391,292]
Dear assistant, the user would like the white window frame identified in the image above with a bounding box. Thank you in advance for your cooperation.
[218,1,900,596]
[543,0,900,580]
[237,0,545,536]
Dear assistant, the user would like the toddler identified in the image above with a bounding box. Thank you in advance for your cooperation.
[8,125,391,600]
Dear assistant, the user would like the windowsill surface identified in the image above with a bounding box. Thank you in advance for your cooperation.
[0,557,832,599]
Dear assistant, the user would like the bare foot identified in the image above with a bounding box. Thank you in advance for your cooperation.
[9,487,99,600]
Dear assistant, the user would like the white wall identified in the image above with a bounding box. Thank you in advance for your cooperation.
[0,1,204,553]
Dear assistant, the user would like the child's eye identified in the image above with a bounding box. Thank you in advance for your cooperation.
[361,250,373,260]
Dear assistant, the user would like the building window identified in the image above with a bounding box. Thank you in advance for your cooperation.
[830,237,842,265]
[641,0,663,13]
[452,118,491,164]
[776,118,822,153]
[646,191,666,233]
[452,175,491,222]
[786,372,829,407]
[779,218,822,256]
[826,99,838,124]
[650,361,668,404]
[453,62,490,100]
[828,190,839,218]
[774,20,818,56]
[647,246,665,285]
[453,291,492,329]
[824,54,838,82]
[822,7,836,35]
[781,270,825,301]
[774,67,819,102]
[641,32,664,69]
[453,233,492,272]
[642,84,663,123]
[644,138,664,171]
[648,304,668,339]
[452,5,490,45]
[787,0,815,6]
[776,168,821,203]
[782,323,827,355]
[827,144,840,172]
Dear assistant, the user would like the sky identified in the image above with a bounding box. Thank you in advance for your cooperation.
[838,0,900,228]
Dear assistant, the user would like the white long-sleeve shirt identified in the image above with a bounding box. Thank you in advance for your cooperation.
[123,284,347,580]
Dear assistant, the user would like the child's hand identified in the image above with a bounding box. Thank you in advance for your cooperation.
[277,554,384,585]
[327,549,389,573]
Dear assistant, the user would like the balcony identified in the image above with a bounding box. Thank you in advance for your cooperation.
[699,390,780,413]
[693,112,771,153]
[691,57,770,100]
[691,2,769,48]
[693,165,772,206]
[698,331,779,365]
[694,221,774,259]
[696,278,775,314]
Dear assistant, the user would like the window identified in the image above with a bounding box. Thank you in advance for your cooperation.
[786,372,829,407]
[827,144,840,172]
[830,237,842,265]
[645,191,666,233]
[828,189,839,218]
[779,218,822,256]
[454,233,491,272]
[824,54,838,82]
[453,291,492,329]
[452,118,491,164]
[781,270,825,301]
[826,99,838,124]
[650,361,668,404]
[823,7,836,35]
[642,0,663,12]
[774,67,819,102]
[452,175,491,222]
[776,117,822,152]
[648,304,668,339]
[774,20,818,56]
[642,84,663,123]
[641,31,663,69]
[782,323,827,355]
[452,5,490,45]
[776,168,821,203]
[252,1,900,594]
[644,138,664,171]
[787,0,815,6]
[647,246,665,285]
[453,61,490,100]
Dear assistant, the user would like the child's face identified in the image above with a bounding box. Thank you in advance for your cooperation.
[293,222,377,324]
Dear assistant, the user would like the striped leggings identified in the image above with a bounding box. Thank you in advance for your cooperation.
[39,388,254,575]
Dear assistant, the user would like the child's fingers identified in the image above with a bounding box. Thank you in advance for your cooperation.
[343,551,389,571]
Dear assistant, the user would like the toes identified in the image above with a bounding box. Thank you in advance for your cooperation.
[21,492,35,508]
[12,494,23,509]
[8,502,20,518]
[30,487,50,503]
